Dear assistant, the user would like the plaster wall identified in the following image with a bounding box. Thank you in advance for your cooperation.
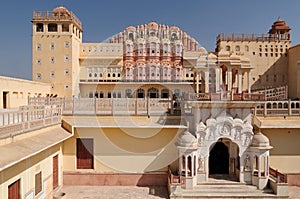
[0,76,50,109]
[0,144,63,199]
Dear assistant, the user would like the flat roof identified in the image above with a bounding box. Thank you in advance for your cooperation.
[0,125,72,172]
[62,115,187,129]
[254,116,300,129]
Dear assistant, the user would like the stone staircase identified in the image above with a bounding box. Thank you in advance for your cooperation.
[170,175,289,199]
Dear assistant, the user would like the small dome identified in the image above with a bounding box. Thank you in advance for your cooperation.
[148,21,159,29]
[126,26,136,31]
[251,132,270,148]
[177,131,198,148]
[53,6,70,14]
[170,26,180,32]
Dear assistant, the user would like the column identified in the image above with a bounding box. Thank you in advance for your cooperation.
[204,71,209,93]
[185,156,188,177]
[257,156,261,177]
[179,156,182,176]
[191,155,194,177]
[238,69,242,94]
[205,156,209,181]
[196,72,200,94]
[220,68,223,90]
[247,70,251,93]
[215,68,220,92]
[227,66,232,91]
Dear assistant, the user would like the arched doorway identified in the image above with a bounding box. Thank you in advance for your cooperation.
[209,141,229,175]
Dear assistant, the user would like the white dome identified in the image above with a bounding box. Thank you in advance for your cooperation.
[251,132,270,148]
[177,131,198,148]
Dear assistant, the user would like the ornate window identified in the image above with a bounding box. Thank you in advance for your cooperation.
[161,89,169,98]
[148,87,159,98]
[171,32,178,41]
[125,89,132,98]
[136,88,145,98]
[128,32,134,41]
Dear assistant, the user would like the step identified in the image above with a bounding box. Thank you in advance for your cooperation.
[171,184,287,199]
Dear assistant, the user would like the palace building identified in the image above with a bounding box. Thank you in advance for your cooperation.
[0,6,299,199]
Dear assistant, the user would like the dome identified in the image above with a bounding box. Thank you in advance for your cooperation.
[251,132,270,148]
[148,21,159,29]
[53,6,70,14]
[177,131,198,148]
[170,26,180,32]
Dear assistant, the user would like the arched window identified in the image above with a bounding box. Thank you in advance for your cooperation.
[147,87,159,98]
[226,45,231,51]
[36,23,44,32]
[161,89,169,98]
[235,45,240,52]
[125,89,132,98]
[245,45,249,52]
[48,23,58,32]
[136,88,145,98]
[171,32,178,41]
[128,32,134,41]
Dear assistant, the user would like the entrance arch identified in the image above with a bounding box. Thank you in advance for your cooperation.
[209,141,229,175]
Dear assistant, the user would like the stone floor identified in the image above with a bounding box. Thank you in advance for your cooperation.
[57,185,169,199]
[56,185,300,199]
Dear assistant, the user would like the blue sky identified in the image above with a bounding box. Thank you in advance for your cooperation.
[0,0,299,80]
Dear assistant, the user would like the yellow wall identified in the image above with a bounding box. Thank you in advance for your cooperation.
[262,128,300,173]
[288,44,300,99]
[63,127,184,173]
[0,76,51,109]
[217,40,290,91]
[0,144,63,199]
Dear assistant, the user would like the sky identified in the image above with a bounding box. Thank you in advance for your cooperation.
[0,0,299,80]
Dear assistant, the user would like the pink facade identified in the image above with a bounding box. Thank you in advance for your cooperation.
[109,22,199,81]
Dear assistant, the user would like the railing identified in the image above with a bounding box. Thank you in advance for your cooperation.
[254,100,300,116]
[217,33,290,42]
[0,105,62,139]
[33,11,82,28]
[269,167,287,183]
[57,98,171,116]
[189,92,265,101]
[252,86,288,101]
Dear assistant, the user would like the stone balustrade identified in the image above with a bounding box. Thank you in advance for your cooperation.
[0,105,62,139]
[254,100,300,116]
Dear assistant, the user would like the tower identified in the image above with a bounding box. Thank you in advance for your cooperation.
[32,6,82,97]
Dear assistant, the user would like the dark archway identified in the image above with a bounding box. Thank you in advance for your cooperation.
[209,141,229,174]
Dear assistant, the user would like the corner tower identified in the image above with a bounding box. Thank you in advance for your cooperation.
[32,6,82,97]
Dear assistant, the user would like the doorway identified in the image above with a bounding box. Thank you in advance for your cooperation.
[209,141,229,174]
[3,91,8,109]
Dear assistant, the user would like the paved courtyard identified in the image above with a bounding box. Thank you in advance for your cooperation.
[56,185,300,199]
[57,185,169,199]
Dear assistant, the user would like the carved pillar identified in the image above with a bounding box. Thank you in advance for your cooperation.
[196,72,200,94]
[238,69,243,94]
[228,66,232,91]
[215,68,220,92]
[204,71,209,93]
[247,70,251,93]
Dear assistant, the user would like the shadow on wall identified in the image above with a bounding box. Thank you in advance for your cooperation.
[251,54,288,91]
